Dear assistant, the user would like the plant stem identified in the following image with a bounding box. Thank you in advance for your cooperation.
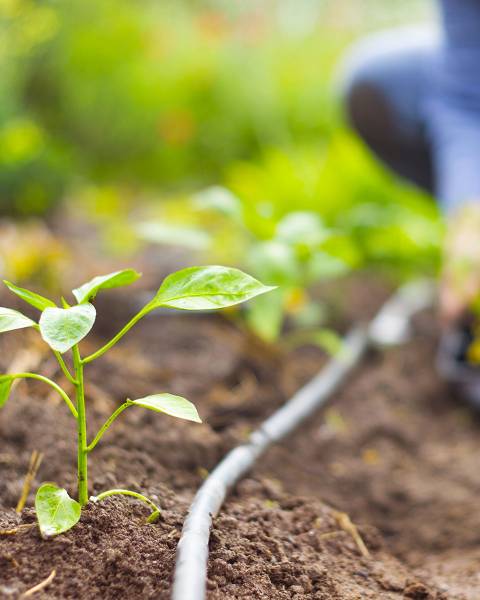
[86,401,132,453]
[91,488,161,522]
[72,345,88,506]
[4,373,77,418]
[53,351,78,385]
[81,304,152,364]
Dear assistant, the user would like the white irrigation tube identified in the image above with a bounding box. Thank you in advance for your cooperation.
[172,280,435,600]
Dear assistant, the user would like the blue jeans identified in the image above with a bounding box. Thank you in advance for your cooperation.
[339,27,439,197]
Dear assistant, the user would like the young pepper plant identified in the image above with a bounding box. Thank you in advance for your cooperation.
[0,266,274,536]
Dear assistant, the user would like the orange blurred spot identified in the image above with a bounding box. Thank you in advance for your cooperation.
[285,288,308,313]
[362,448,380,465]
[195,10,229,40]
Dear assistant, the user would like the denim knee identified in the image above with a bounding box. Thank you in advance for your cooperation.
[337,27,438,139]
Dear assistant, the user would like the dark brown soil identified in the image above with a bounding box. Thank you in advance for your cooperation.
[208,479,443,599]
[254,312,480,599]
[0,274,478,599]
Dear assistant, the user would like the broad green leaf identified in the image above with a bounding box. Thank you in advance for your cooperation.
[130,393,201,423]
[35,483,81,537]
[72,269,141,304]
[3,281,56,311]
[152,266,275,311]
[0,307,36,333]
[39,304,96,353]
[0,377,13,408]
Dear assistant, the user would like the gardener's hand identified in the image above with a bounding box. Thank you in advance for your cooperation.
[440,202,480,324]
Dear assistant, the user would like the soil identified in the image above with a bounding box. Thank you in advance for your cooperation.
[0,272,478,599]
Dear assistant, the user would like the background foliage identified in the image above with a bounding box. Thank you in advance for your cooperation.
[1,0,441,281]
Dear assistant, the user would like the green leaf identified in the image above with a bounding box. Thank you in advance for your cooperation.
[308,252,348,281]
[246,289,285,342]
[152,266,275,311]
[39,304,96,353]
[72,269,141,304]
[276,212,329,247]
[193,186,244,222]
[35,483,81,537]
[0,377,13,408]
[3,281,56,311]
[247,241,298,286]
[312,329,342,356]
[0,307,36,333]
[130,393,202,423]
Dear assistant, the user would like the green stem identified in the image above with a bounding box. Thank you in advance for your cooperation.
[72,345,88,506]
[4,372,77,418]
[86,401,132,453]
[82,304,152,364]
[53,351,78,385]
[90,488,161,522]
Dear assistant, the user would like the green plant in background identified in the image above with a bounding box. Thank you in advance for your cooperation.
[244,211,348,345]
[0,266,273,535]
[137,133,443,345]
[1,0,430,216]
[0,1,70,216]
[225,141,443,279]
[139,186,351,347]
[0,220,69,290]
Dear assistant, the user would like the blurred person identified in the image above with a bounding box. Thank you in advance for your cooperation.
[340,1,480,327]
[339,0,480,406]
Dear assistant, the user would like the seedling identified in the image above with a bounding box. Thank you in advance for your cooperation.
[0,266,274,536]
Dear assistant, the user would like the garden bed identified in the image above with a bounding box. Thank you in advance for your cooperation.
[0,280,478,598]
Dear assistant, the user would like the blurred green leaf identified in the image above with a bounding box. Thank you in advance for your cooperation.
[246,288,285,342]
[276,211,329,247]
[136,222,210,250]
[0,377,13,408]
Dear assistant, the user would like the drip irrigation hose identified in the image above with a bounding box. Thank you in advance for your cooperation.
[172,280,435,600]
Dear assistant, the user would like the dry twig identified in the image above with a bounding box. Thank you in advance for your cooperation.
[333,510,370,558]
[16,450,44,513]
[0,524,35,536]
[21,569,56,598]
